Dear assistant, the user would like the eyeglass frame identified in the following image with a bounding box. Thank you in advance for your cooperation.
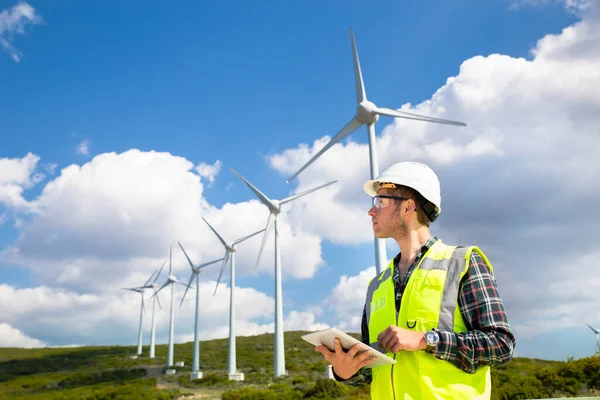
[372,195,410,209]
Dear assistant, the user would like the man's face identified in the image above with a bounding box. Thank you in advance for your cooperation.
[367,188,408,239]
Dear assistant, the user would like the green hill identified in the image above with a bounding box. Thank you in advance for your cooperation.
[1,331,599,399]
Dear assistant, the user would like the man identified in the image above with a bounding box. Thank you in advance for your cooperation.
[316,161,515,399]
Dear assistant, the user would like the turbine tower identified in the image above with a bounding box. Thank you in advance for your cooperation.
[122,263,165,357]
[232,168,337,377]
[201,217,265,381]
[286,27,467,275]
[177,242,222,381]
[586,323,600,353]
[155,247,189,368]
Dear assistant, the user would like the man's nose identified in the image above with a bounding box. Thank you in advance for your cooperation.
[368,205,377,217]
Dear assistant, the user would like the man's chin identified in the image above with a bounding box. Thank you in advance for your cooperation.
[372,230,387,239]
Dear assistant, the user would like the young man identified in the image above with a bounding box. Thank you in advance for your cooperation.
[316,161,515,399]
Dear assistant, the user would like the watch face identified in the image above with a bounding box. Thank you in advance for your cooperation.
[426,331,439,343]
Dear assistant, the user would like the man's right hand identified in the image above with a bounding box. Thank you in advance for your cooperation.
[315,337,377,380]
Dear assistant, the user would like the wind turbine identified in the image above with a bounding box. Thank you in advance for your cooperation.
[286,27,467,275]
[231,168,337,377]
[147,261,165,359]
[177,242,223,380]
[154,247,190,368]
[121,287,146,356]
[121,263,165,356]
[586,323,600,353]
[201,217,265,381]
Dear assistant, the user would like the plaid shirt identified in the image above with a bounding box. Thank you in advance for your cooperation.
[335,236,515,387]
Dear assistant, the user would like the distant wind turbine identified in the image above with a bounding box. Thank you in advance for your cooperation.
[586,323,600,353]
[147,261,165,359]
[286,27,467,275]
[121,287,146,356]
[177,242,223,380]
[154,247,190,368]
[232,168,337,377]
[122,263,165,356]
[201,217,265,381]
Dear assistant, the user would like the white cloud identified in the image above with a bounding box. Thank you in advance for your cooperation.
[0,1,41,62]
[324,267,375,333]
[42,163,57,175]
[0,322,46,348]
[0,152,43,210]
[76,140,90,156]
[195,160,222,184]
[0,281,330,347]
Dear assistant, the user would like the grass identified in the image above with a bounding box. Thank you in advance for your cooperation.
[1,331,599,399]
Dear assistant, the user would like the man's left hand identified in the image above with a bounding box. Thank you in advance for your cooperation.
[377,326,427,353]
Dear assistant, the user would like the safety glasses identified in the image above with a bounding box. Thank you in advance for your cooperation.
[372,195,409,209]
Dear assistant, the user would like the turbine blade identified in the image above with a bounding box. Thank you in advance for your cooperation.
[141,294,146,314]
[375,107,467,127]
[143,270,155,288]
[197,258,224,270]
[155,292,162,310]
[155,281,170,295]
[286,117,362,182]
[281,180,338,204]
[255,213,275,270]
[153,259,166,284]
[179,273,196,308]
[178,241,195,270]
[169,246,172,275]
[213,251,231,296]
[202,217,228,247]
[587,323,600,334]
[175,279,190,288]
[350,27,366,104]
[233,228,266,245]
[230,169,276,209]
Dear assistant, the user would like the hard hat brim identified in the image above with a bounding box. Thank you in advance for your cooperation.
[363,179,380,197]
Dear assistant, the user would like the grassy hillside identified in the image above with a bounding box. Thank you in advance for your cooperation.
[1,331,599,399]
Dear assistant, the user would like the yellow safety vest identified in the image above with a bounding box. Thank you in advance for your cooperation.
[366,240,493,399]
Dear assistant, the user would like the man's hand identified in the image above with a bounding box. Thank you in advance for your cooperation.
[315,338,376,380]
[377,326,426,353]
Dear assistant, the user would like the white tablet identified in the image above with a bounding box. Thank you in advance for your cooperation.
[301,327,396,368]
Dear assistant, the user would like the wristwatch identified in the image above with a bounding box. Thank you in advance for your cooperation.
[424,329,439,353]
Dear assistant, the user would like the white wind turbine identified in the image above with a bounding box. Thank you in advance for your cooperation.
[121,286,146,356]
[286,27,467,275]
[154,247,190,368]
[586,323,600,353]
[231,168,337,377]
[147,261,166,359]
[177,242,223,380]
[121,263,165,356]
[201,217,265,381]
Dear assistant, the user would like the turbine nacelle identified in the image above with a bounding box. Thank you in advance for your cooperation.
[356,100,379,125]
[267,200,281,215]
[168,275,177,283]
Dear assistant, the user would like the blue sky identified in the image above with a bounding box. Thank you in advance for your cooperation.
[1,0,600,363]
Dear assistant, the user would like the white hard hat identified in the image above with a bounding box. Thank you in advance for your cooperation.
[363,161,442,221]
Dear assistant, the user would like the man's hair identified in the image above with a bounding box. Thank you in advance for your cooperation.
[390,185,431,227]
